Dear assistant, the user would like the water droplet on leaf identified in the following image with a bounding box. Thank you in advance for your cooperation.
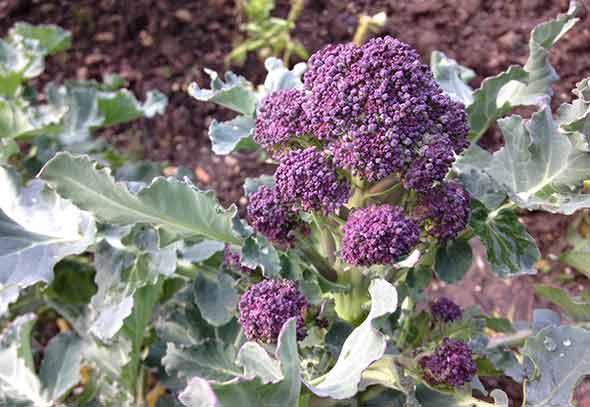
[543,336,557,352]
[563,339,572,347]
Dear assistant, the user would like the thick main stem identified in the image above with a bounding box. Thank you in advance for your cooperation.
[334,268,369,325]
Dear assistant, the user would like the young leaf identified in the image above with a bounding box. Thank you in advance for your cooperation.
[39,332,83,401]
[0,167,96,315]
[469,200,539,277]
[558,78,590,151]
[39,153,240,245]
[235,342,283,383]
[306,279,398,399]
[9,23,72,55]
[523,325,590,406]
[188,70,257,116]
[488,107,590,214]
[262,57,306,93]
[98,89,167,126]
[430,50,475,105]
[240,235,281,278]
[208,116,256,155]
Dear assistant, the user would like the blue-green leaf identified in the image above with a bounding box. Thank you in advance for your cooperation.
[430,50,475,105]
[188,70,257,116]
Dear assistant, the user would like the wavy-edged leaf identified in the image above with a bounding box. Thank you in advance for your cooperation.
[188,69,257,116]
[430,50,475,105]
[535,285,590,322]
[39,153,240,245]
[523,325,590,406]
[235,342,283,384]
[39,332,82,401]
[415,385,507,407]
[306,279,398,399]
[98,89,167,126]
[558,78,590,151]
[498,1,579,107]
[9,23,72,55]
[0,167,95,315]
[469,200,539,277]
[241,235,281,278]
[488,107,590,214]
[193,271,238,327]
[208,116,256,155]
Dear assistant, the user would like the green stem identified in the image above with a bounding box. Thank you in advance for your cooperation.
[334,268,369,325]
[136,365,146,407]
[300,244,338,281]
[486,329,533,349]
[353,15,371,46]
[488,201,517,219]
[287,0,305,23]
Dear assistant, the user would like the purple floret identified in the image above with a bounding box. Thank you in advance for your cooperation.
[403,134,455,192]
[255,89,309,149]
[418,182,471,240]
[303,36,469,183]
[275,147,351,213]
[341,204,420,266]
[238,279,309,343]
[247,186,308,247]
[419,338,477,387]
[430,297,463,323]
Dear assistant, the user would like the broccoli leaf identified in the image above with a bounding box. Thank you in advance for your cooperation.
[469,200,539,277]
[262,57,306,93]
[435,239,473,283]
[208,116,256,155]
[0,166,96,316]
[306,279,397,399]
[9,23,72,55]
[39,153,240,245]
[430,50,475,105]
[487,107,590,214]
[192,271,238,327]
[535,285,590,322]
[557,78,590,151]
[523,325,590,406]
[39,332,83,401]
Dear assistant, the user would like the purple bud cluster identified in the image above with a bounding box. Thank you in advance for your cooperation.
[418,182,471,240]
[238,279,309,343]
[341,205,420,266]
[246,186,308,247]
[419,338,477,387]
[254,89,309,149]
[302,36,469,185]
[275,148,351,213]
[430,297,462,323]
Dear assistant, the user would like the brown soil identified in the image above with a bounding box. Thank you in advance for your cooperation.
[2,1,590,403]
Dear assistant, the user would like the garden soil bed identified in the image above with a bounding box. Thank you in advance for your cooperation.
[2,1,590,404]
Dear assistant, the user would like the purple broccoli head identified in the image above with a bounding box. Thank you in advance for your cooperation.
[419,338,477,387]
[255,89,309,149]
[341,204,420,266]
[430,297,463,323]
[238,279,309,343]
[275,147,351,213]
[224,244,253,274]
[246,186,308,247]
[303,36,469,183]
[418,182,471,240]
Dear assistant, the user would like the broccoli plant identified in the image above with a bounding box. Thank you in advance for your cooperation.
[227,0,308,67]
[2,3,590,407]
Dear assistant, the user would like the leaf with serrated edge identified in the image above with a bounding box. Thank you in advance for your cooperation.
[39,153,240,245]
[523,325,590,406]
[306,279,397,399]
[488,107,590,214]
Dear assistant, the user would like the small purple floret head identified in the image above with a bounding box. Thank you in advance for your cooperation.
[430,297,462,323]
[238,279,309,343]
[419,338,477,387]
[341,204,420,266]
[418,182,471,240]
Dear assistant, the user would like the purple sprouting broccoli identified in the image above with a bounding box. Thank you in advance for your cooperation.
[255,89,309,149]
[419,338,477,387]
[430,297,462,323]
[303,36,469,184]
[403,134,455,192]
[341,204,420,266]
[418,182,471,240]
[275,147,351,213]
[246,186,308,248]
[238,279,309,343]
